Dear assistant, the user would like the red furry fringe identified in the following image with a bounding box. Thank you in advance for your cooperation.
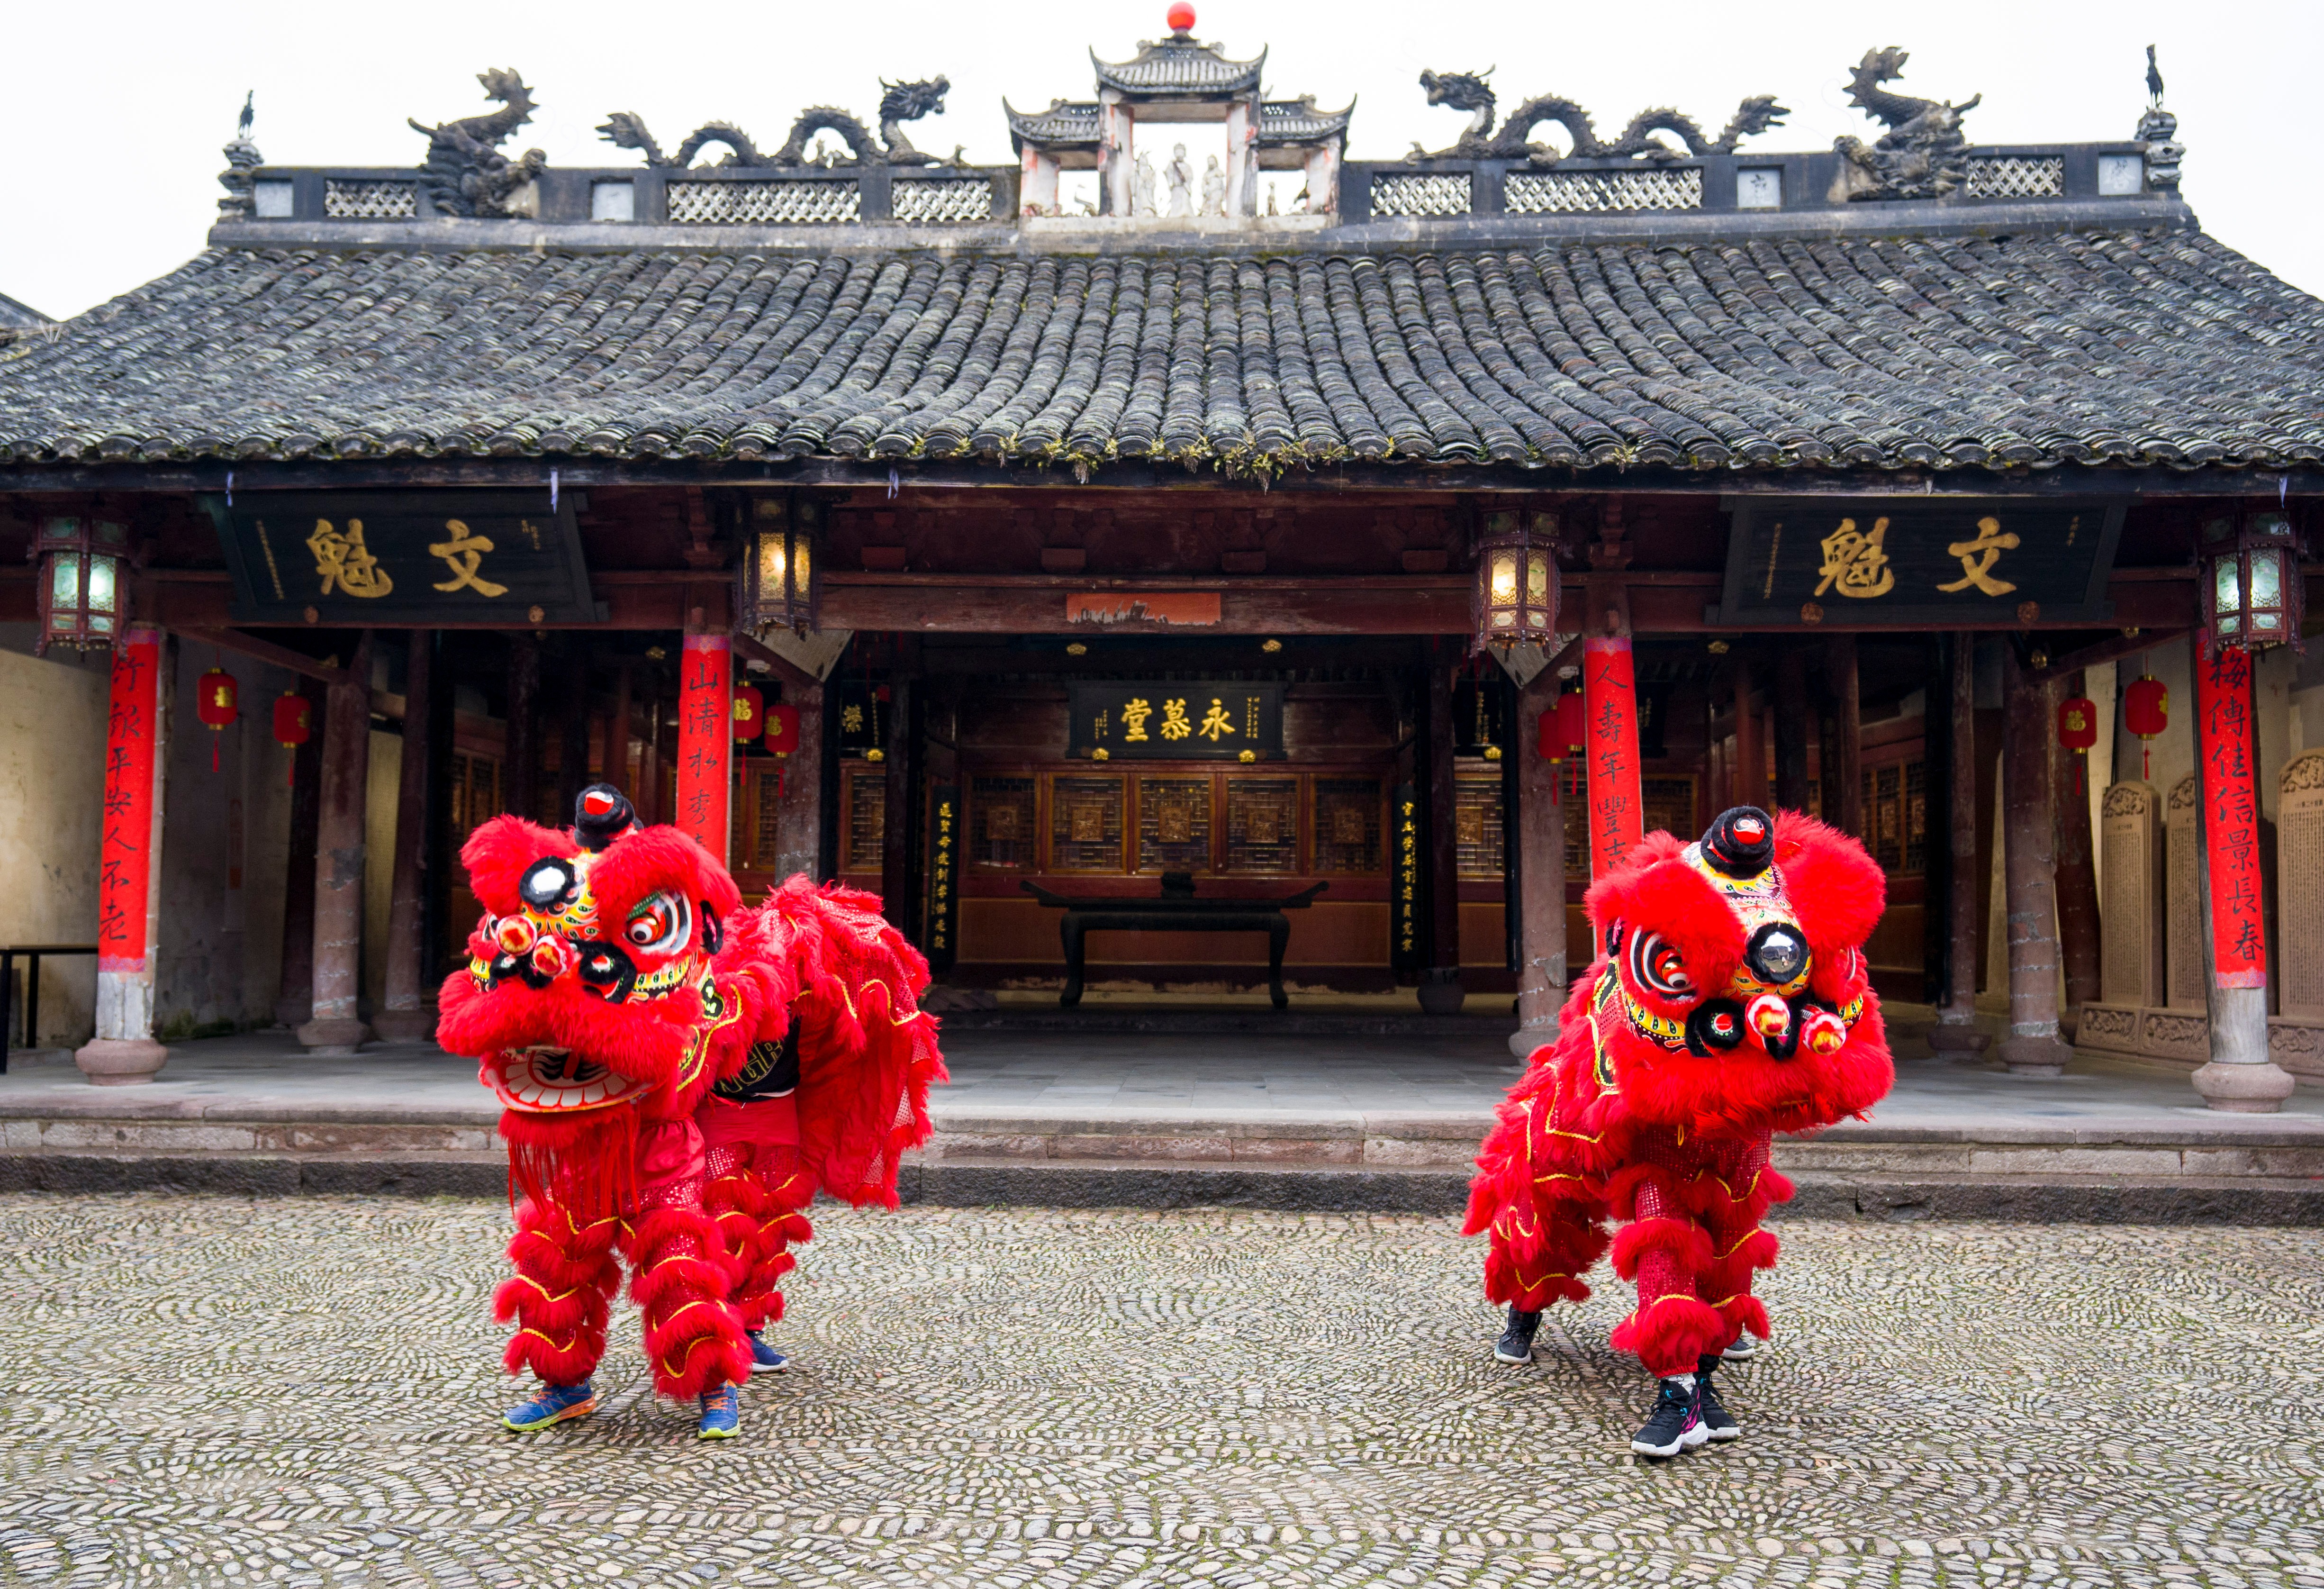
[1610,1217,1714,1280]
[1610,1294,1729,1376]
[499,1106,639,1226]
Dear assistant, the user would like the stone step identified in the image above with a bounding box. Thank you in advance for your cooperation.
[3,1147,2318,1226]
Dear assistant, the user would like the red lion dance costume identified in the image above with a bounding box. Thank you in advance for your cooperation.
[436,785,946,1439]
[1465,806,1891,1457]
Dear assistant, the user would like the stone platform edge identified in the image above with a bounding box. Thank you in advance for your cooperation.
[3,1149,2320,1226]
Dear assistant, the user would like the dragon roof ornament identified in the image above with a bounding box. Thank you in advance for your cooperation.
[1407,68,1787,164]
[599,77,956,170]
[1831,47,1980,200]
[409,69,547,218]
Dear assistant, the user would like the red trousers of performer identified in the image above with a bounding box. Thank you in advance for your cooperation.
[1608,1129,1782,1378]
[701,1095,815,1331]
[493,1116,751,1399]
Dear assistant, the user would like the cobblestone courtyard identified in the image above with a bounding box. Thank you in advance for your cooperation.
[0,1197,2317,1588]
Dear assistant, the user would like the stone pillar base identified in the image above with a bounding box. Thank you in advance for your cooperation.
[371,1008,438,1043]
[2190,1060,2297,1114]
[1508,1022,1556,1061]
[1997,1035,2071,1076]
[74,1037,169,1086]
[1416,970,1465,1017]
[1927,1021,1990,1053]
[296,1017,373,1055]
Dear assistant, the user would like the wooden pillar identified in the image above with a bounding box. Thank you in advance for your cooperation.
[298,630,374,1054]
[1825,637,1863,841]
[375,632,436,1043]
[556,649,590,825]
[639,688,665,826]
[1582,609,1643,877]
[1772,648,1810,813]
[675,629,732,863]
[1730,652,1764,814]
[273,675,326,1027]
[2190,644,2296,1111]
[2052,667,2103,1028]
[1998,645,2069,1075]
[1417,653,1464,1013]
[881,675,917,934]
[75,623,171,1084]
[1930,635,1988,1050]
[505,635,540,823]
[607,662,634,791]
[764,655,827,883]
[1512,666,1568,1058]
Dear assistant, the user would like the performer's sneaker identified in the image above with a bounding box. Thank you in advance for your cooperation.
[746,1330,790,1374]
[697,1382,742,1440]
[1721,1335,1759,1362]
[502,1380,596,1432]
[1493,1307,1543,1364]
[1694,1356,1742,1442]
[1630,1379,1709,1458]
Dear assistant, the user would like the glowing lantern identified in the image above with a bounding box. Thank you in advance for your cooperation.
[763,703,801,757]
[31,512,127,655]
[2199,504,2302,654]
[272,691,313,787]
[197,667,239,772]
[739,495,820,638]
[1474,508,1558,654]
[2123,674,2168,781]
[2057,692,2097,796]
[732,682,764,742]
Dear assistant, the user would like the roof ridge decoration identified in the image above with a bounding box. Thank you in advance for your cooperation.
[1091,29,1266,98]
[2137,45,2182,192]
[1407,69,1789,164]
[598,77,958,170]
[408,68,548,218]
[1831,47,1980,200]
[216,92,262,220]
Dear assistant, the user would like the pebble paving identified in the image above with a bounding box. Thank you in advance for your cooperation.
[0,1195,2318,1589]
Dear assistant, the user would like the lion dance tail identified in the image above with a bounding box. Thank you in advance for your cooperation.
[1461,1058,1610,1313]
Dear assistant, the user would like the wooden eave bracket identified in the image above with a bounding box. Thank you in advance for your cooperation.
[176,625,350,687]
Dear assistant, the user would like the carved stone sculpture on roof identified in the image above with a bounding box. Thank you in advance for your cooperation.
[1199,156,1227,216]
[1831,47,1980,200]
[597,76,955,170]
[1408,68,1788,164]
[409,69,547,218]
[2137,44,2182,192]
[1133,153,1158,216]
[1165,145,1193,216]
[217,92,262,220]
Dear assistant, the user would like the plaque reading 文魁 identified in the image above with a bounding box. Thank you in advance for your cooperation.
[205,490,597,624]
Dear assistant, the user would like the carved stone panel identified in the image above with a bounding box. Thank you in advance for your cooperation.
[2280,751,2324,1019]
[2098,781,2165,1009]
[2165,775,2203,1010]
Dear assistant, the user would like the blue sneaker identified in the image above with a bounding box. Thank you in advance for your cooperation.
[746,1330,789,1374]
[503,1380,596,1432]
[697,1381,741,1440]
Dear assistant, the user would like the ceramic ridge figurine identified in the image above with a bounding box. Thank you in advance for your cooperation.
[1464,806,1893,1458]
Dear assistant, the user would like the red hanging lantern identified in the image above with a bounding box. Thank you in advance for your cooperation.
[2123,673,2169,781]
[1539,687,1587,802]
[272,690,312,788]
[197,667,238,772]
[763,702,801,757]
[2057,692,2097,797]
[732,682,764,743]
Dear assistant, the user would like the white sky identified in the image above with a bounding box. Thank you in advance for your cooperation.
[2,0,2317,319]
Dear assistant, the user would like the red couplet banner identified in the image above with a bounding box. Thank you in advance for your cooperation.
[1583,636,1644,878]
[676,634,732,866]
[2196,645,2267,988]
[99,625,163,973]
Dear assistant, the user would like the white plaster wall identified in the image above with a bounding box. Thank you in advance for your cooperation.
[0,639,108,1045]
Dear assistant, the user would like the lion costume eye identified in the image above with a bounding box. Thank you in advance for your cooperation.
[624,891,691,956]
[1628,929,1693,999]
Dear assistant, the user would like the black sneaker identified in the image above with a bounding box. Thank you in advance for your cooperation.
[1493,1307,1542,1364]
[1721,1335,1758,1362]
[1630,1378,1708,1458]
[1694,1355,1741,1442]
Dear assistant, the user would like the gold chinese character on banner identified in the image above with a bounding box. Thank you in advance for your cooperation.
[1121,697,1153,741]
[428,520,509,598]
[1814,517,1895,599]
[1197,699,1235,742]
[1158,699,1192,740]
[307,519,393,599]
[1937,516,2021,596]
[841,704,865,733]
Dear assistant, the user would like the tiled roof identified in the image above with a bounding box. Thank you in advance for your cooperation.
[1091,40,1265,97]
[1259,99,1354,145]
[4,227,2321,474]
[1005,100,1102,149]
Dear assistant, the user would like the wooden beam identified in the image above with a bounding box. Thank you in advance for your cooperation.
[176,626,348,686]
[2026,627,2192,687]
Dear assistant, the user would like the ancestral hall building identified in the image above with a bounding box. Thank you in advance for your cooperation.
[1,21,2320,1111]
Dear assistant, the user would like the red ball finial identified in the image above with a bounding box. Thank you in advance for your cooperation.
[1166,1,1196,32]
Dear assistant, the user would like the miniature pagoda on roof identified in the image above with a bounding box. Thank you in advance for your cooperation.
[1006,2,1351,218]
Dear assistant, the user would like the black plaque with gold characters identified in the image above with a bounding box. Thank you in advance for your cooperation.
[1713,498,2125,627]
[925,782,959,972]
[1068,682,1284,762]
[202,490,600,625]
